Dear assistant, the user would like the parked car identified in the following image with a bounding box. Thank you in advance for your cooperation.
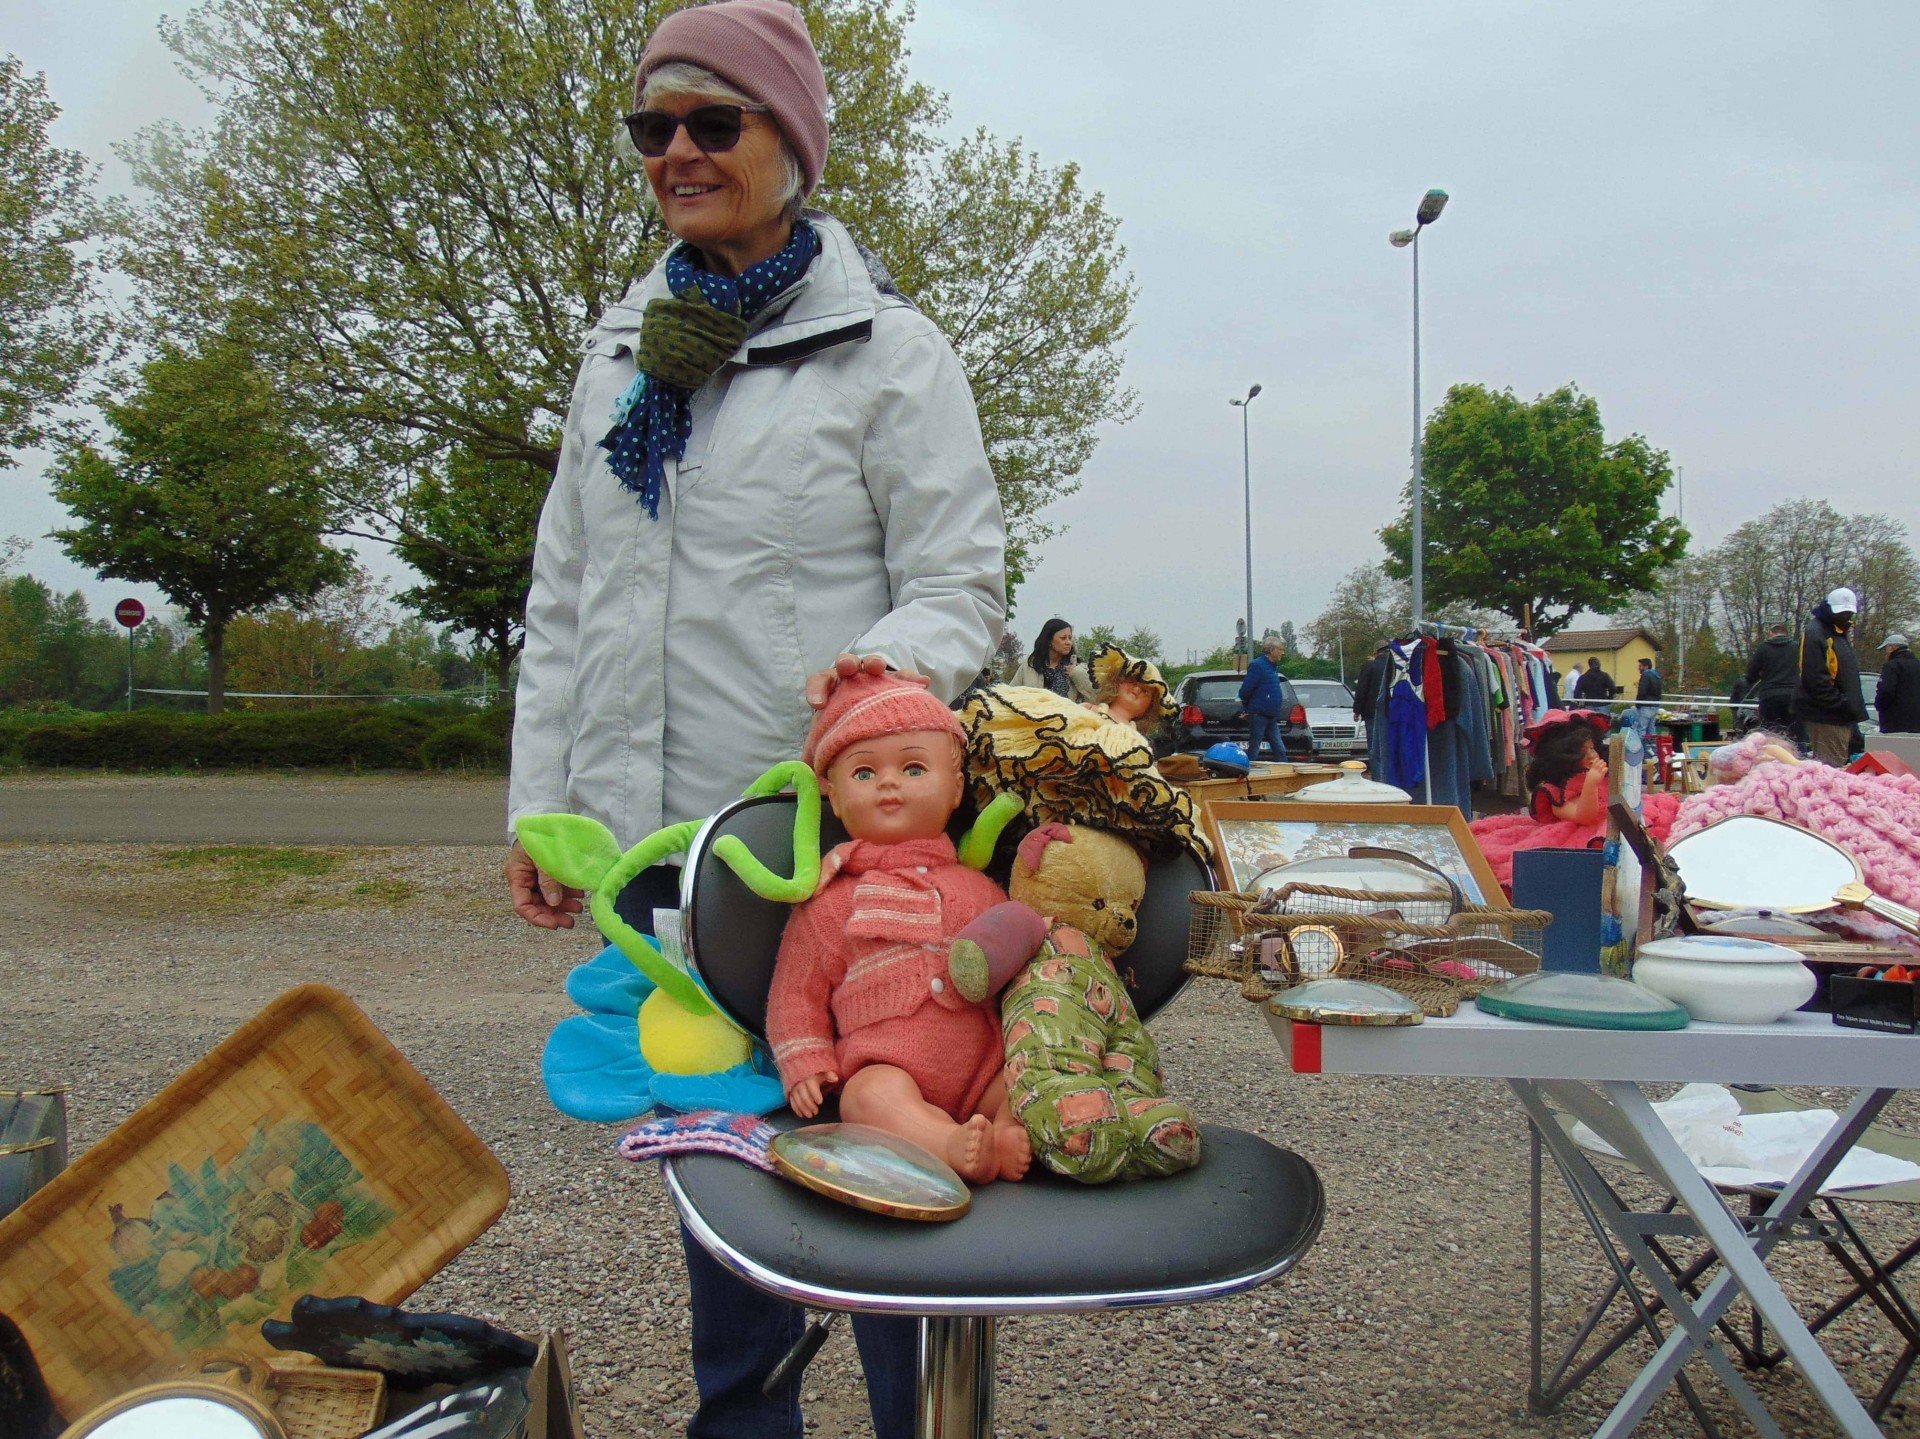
[1291,679,1369,761]
[1163,669,1311,759]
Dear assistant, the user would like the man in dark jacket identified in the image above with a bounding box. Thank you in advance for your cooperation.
[1875,634,1920,733]
[1743,622,1799,731]
[1351,642,1389,725]
[1239,636,1288,761]
[1572,657,1617,700]
[1793,587,1868,765]
[1632,657,1663,737]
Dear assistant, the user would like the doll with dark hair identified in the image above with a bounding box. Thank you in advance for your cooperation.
[1470,709,1680,895]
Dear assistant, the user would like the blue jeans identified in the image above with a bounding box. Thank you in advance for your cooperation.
[683,1227,917,1439]
[1247,711,1284,762]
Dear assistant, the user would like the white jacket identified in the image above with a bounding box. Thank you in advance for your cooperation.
[510,212,1006,844]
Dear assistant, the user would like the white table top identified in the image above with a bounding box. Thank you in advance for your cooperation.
[1266,1003,1918,1088]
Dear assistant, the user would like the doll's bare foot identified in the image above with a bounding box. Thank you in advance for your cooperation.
[948,937,991,1004]
[993,1119,1032,1181]
[946,1114,998,1184]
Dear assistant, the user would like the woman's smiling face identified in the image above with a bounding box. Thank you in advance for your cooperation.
[641,92,793,275]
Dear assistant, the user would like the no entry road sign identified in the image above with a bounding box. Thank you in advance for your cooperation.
[114,598,146,629]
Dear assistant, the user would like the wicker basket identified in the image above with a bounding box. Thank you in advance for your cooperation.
[267,1358,387,1439]
[1187,884,1550,1015]
[0,985,510,1418]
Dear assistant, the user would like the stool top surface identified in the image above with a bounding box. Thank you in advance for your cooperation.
[666,1124,1323,1314]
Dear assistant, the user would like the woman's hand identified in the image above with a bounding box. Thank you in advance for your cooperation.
[787,1070,838,1118]
[505,838,585,929]
[805,652,927,709]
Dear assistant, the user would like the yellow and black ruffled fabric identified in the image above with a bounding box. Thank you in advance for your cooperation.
[1085,643,1179,729]
[958,676,1210,863]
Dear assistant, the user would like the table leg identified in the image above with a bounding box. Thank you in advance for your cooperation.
[1515,1081,1785,1438]
[1600,1082,1895,1439]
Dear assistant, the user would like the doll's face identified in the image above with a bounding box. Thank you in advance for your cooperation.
[822,731,965,845]
[1106,679,1155,724]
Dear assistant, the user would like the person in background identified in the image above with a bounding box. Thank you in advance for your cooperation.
[1633,656,1663,736]
[1011,618,1095,700]
[1743,620,1798,732]
[1875,633,1920,734]
[1239,635,1288,762]
[1793,587,1867,766]
[504,4,1005,1434]
[1571,657,1616,701]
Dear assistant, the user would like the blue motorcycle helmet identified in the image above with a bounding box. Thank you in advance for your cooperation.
[1200,741,1250,777]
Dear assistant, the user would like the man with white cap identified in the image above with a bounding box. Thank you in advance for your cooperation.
[1875,632,1920,733]
[1793,587,1868,764]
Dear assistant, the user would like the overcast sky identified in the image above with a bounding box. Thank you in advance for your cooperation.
[6,1,1917,663]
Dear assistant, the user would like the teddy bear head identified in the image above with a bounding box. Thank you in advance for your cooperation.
[1007,823,1148,957]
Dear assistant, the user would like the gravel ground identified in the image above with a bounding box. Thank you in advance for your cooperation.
[3,838,1915,1438]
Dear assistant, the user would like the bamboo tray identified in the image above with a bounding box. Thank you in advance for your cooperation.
[0,984,509,1416]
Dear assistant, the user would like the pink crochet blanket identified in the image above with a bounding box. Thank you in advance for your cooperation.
[1673,733,1920,936]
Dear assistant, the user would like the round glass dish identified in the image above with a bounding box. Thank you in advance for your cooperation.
[1268,977,1425,1026]
[1475,971,1689,1030]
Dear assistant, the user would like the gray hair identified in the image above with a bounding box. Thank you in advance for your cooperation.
[626,60,808,222]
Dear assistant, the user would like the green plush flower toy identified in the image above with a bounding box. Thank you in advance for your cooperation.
[525,762,1021,1124]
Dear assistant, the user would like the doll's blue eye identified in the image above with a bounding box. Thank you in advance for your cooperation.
[852,766,875,781]
[904,763,927,777]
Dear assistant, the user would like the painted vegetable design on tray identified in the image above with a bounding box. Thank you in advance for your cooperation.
[106,1119,392,1347]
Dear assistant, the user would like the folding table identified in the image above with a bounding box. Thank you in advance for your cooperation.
[1268,1004,1915,1437]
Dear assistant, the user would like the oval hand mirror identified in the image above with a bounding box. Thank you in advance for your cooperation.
[1668,816,1920,934]
[61,1383,286,1439]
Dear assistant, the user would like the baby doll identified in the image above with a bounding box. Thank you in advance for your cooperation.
[765,671,1033,1185]
[1470,709,1681,895]
[1085,644,1177,734]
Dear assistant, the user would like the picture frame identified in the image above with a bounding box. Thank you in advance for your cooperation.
[1201,801,1502,904]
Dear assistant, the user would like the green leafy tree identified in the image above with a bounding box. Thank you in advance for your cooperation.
[392,445,545,697]
[1380,383,1687,635]
[49,342,351,711]
[0,57,109,464]
[1117,626,1162,663]
[117,0,1135,602]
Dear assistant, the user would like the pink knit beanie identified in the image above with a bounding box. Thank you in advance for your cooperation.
[803,671,965,777]
[635,0,830,194]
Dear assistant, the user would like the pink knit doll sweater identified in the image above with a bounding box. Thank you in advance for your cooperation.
[765,834,1008,1122]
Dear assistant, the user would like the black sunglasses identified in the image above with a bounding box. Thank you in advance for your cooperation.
[623,103,771,158]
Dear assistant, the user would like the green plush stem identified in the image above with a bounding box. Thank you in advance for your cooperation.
[959,791,1025,870]
[592,818,713,1015]
[714,761,823,901]
[544,762,829,1017]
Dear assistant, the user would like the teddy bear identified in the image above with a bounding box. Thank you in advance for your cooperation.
[948,823,1200,1183]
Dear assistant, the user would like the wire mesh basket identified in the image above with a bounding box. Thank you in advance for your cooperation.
[1187,884,1551,1015]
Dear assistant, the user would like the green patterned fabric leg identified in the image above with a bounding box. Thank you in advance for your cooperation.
[1001,934,1201,1183]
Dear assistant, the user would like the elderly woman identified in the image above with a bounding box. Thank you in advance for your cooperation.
[504,2,1005,1435]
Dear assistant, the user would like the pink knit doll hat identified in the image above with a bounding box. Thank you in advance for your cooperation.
[802,670,965,777]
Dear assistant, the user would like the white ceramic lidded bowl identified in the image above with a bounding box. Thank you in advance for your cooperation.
[1631,935,1816,1025]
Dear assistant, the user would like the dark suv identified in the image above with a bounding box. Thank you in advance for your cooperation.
[1163,669,1312,759]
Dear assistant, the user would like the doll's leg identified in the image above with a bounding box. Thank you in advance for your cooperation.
[1002,951,1136,1183]
[839,1063,997,1185]
[1117,1091,1202,1178]
[974,1073,1032,1181]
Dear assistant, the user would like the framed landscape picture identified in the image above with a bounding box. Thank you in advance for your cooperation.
[1201,801,1502,903]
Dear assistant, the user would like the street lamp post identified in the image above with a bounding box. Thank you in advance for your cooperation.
[1229,383,1262,664]
[1389,187,1448,628]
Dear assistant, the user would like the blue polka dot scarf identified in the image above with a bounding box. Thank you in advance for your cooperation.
[600,218,821,519]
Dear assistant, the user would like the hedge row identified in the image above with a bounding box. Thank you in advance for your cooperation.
[0,703,512,772]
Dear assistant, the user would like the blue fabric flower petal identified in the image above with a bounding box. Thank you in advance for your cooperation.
[542,1013,656,1123]
[566,942,658,1015]
[652,1066,787,1117]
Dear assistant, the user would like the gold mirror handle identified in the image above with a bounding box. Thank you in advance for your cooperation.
[1836,882,1920,936]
